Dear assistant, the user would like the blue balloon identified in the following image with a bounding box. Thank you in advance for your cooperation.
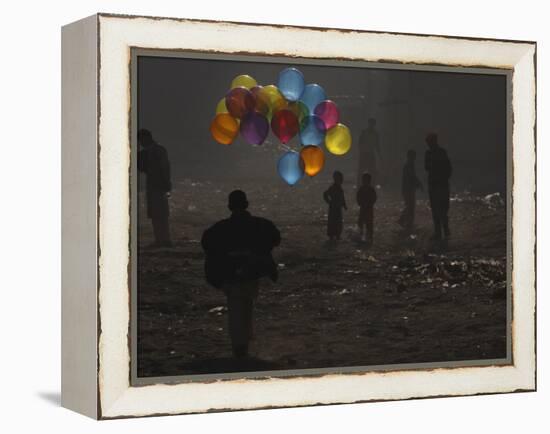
[299,115,326,145]
[277,151,304,185]
[299,84,327,112]
[277,67,305,102]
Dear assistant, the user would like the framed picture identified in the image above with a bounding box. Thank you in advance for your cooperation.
[61,13,536,419]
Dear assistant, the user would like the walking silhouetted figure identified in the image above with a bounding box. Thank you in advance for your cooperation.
[356,172,377,243]
[138,129,172,247]
[323,171,347,241]
[358,118,381,186]
[398,149,423,231]
[201,190,281,358]
[424,133,452,240]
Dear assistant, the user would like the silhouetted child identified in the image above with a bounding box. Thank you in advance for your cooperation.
[398,149,423,231]
[356,172,377,243]
[323,171,347,241]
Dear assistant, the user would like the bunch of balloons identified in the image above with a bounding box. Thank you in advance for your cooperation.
[210,67,352,185]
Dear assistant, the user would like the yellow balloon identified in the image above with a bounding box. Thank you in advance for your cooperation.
[260,85,287,119]
[325,123,352,155]
[216,97,228,114]
[231,74,257,90]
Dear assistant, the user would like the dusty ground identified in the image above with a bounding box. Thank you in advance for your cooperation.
[137,178,507,377]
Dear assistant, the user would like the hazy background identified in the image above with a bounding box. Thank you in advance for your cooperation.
[138,55,507,194]
[136,54,510,377]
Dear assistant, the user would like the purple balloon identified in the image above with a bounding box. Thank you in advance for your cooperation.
[240,111,269,145]
[314,100,340,130]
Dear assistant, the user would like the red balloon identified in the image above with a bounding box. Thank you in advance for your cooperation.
[225,87,255,119]
[271,109,299,144]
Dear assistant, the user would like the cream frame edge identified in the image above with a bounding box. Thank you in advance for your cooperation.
[61,14,100,420]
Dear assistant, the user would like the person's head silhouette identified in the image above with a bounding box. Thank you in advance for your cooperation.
[138,128,154,148]
[361,172,372,186]
[425,132,438,149]
[333,170,344,186]
[228,190,249,212]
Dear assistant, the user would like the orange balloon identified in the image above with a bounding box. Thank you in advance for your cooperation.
[210,113,239,145]
[300,145,325,176]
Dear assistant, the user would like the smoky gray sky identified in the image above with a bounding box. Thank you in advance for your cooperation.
[138,55,507,194]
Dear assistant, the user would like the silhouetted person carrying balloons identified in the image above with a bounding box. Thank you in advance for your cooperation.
[138,129,172,247]
[424,133,453,240]
[356,173,377,243]
[324,171,348,241]
[358,118,381,186]
[398,149,423,232]
[201,190,281,359]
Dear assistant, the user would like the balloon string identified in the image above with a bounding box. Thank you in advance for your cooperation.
[279,142,295,153]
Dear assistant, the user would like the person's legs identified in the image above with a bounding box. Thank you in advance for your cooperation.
[371,158,378,187]
[366,208,374,243]
[328,209,341,240]
[151,217,162,245]
[327,210,334,240]
[402,192,414,230]
[398,198,407,228]
[152,216,172,246]
[442,211,450,238]
[365,151,376,185]
[242,295,254,342]
[357,154,367,187]
[335,218,343,240]
[406,191,416,229]
[432,186,450,240]
[148,191,171,246]
[225,281,258,358]
[227,294,249,357]
[358,211,365,240]
[429,188,442,239]
[441,186,451,238]
[410,193,416,228]
[333,208,343,240]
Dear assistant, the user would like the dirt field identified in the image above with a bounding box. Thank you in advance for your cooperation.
[137,178,508,377]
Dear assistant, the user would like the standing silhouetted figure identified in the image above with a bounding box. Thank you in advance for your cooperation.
[138,129,172,247]
[424,133,452,240]
[201,190,281,358]
[398,149,423,231]
[358,118,381,186]
[324,171,347,241]
[356,172,377,243]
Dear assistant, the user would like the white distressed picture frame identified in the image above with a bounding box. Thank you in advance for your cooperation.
[61,13,536,419]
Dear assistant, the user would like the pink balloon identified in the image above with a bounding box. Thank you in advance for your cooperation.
[314,100,340,130]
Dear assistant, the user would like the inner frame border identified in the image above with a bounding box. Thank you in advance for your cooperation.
[129,48,514,387]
